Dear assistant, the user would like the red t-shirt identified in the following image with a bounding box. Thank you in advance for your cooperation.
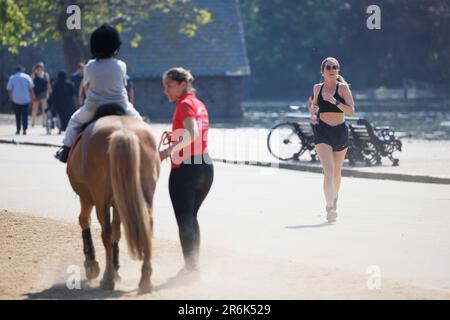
[171,92,209,168]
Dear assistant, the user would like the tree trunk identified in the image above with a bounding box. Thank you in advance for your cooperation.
[57,3,90,74]
[62,32,90,74]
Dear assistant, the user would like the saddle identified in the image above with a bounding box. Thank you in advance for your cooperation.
[80,103,126,131]
[68,104,126,166]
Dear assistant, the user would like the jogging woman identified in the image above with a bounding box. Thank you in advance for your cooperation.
[310,57,355,222]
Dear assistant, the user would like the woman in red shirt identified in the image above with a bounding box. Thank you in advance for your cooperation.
[160,67,214,279]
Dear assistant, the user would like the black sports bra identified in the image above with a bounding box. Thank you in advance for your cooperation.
[317,83,345,114]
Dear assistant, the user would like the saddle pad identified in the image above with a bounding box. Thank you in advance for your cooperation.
[67,132,84,169]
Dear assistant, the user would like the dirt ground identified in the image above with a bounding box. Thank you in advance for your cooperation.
[1,210,450,300]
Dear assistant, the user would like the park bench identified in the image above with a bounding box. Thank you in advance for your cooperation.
[293,120,317,161]
[278,112,402,166]
[348,118,402,166]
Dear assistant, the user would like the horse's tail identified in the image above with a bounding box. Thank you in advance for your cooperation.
[108,129,151,260]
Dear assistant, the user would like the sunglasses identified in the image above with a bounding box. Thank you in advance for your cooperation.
[325,65,339,71]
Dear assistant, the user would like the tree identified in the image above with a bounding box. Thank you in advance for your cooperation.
[0,0,211,73]
[240,0,450,98]
[240,0,348,98]
[339,0,450,86]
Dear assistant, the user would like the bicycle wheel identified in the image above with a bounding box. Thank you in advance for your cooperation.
[267,122,303,161]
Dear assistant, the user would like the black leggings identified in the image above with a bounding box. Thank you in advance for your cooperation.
[169,154,214,269]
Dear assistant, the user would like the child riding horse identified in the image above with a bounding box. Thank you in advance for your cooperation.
[67,113,160,293]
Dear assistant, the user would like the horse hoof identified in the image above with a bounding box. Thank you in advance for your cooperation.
[84,260,100,280]
[138,281,152,294]
[100,278,115,291]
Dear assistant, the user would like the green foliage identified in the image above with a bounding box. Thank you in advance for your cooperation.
[241,0,450,98]
[179,8,211,37]
[0,0,33,53]
[0,0,211,56]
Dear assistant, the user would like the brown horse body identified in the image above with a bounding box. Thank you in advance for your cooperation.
[67,115,160,293]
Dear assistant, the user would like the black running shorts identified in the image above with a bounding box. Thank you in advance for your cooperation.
[313,120,349,152]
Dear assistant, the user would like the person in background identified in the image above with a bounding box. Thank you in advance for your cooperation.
[71,62,85,109]
[50,71,76,133]
[6,65,34,135]
[126,75,134,105]
[31,62,52,127]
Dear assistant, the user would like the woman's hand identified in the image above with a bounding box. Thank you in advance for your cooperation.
[159,148,171,161]
[322,92,337,105]
[310,114,319,125]
[310,105,319,114]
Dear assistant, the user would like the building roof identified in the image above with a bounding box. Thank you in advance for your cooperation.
[120,0,250,78]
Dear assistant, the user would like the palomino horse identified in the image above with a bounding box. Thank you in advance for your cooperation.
[66,110,160,293]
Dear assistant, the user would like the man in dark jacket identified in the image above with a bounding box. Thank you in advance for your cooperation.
[49,71,76,132]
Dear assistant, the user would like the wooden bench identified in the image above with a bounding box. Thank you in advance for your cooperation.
[285,113,402,166]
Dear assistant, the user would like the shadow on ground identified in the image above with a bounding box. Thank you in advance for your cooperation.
[24,280,133,300]
[285,222,333,229]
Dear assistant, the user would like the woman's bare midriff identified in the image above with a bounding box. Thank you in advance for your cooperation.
[319,112,345,126]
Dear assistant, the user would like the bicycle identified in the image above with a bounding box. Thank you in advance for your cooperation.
[267,105,318,162]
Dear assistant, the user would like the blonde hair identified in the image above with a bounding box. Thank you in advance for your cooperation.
[320,57,348,85]
[163,67,195,92]
[33,62,44,71]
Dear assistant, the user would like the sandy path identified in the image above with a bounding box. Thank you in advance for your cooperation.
[1,210,450,300]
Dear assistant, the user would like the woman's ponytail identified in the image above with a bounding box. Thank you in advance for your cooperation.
[337,74,348,85]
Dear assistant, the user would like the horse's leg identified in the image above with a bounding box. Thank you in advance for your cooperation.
[112,206,121,282]
[98,205,115,290]
[79,197,100,280]
[138,206,153,294]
